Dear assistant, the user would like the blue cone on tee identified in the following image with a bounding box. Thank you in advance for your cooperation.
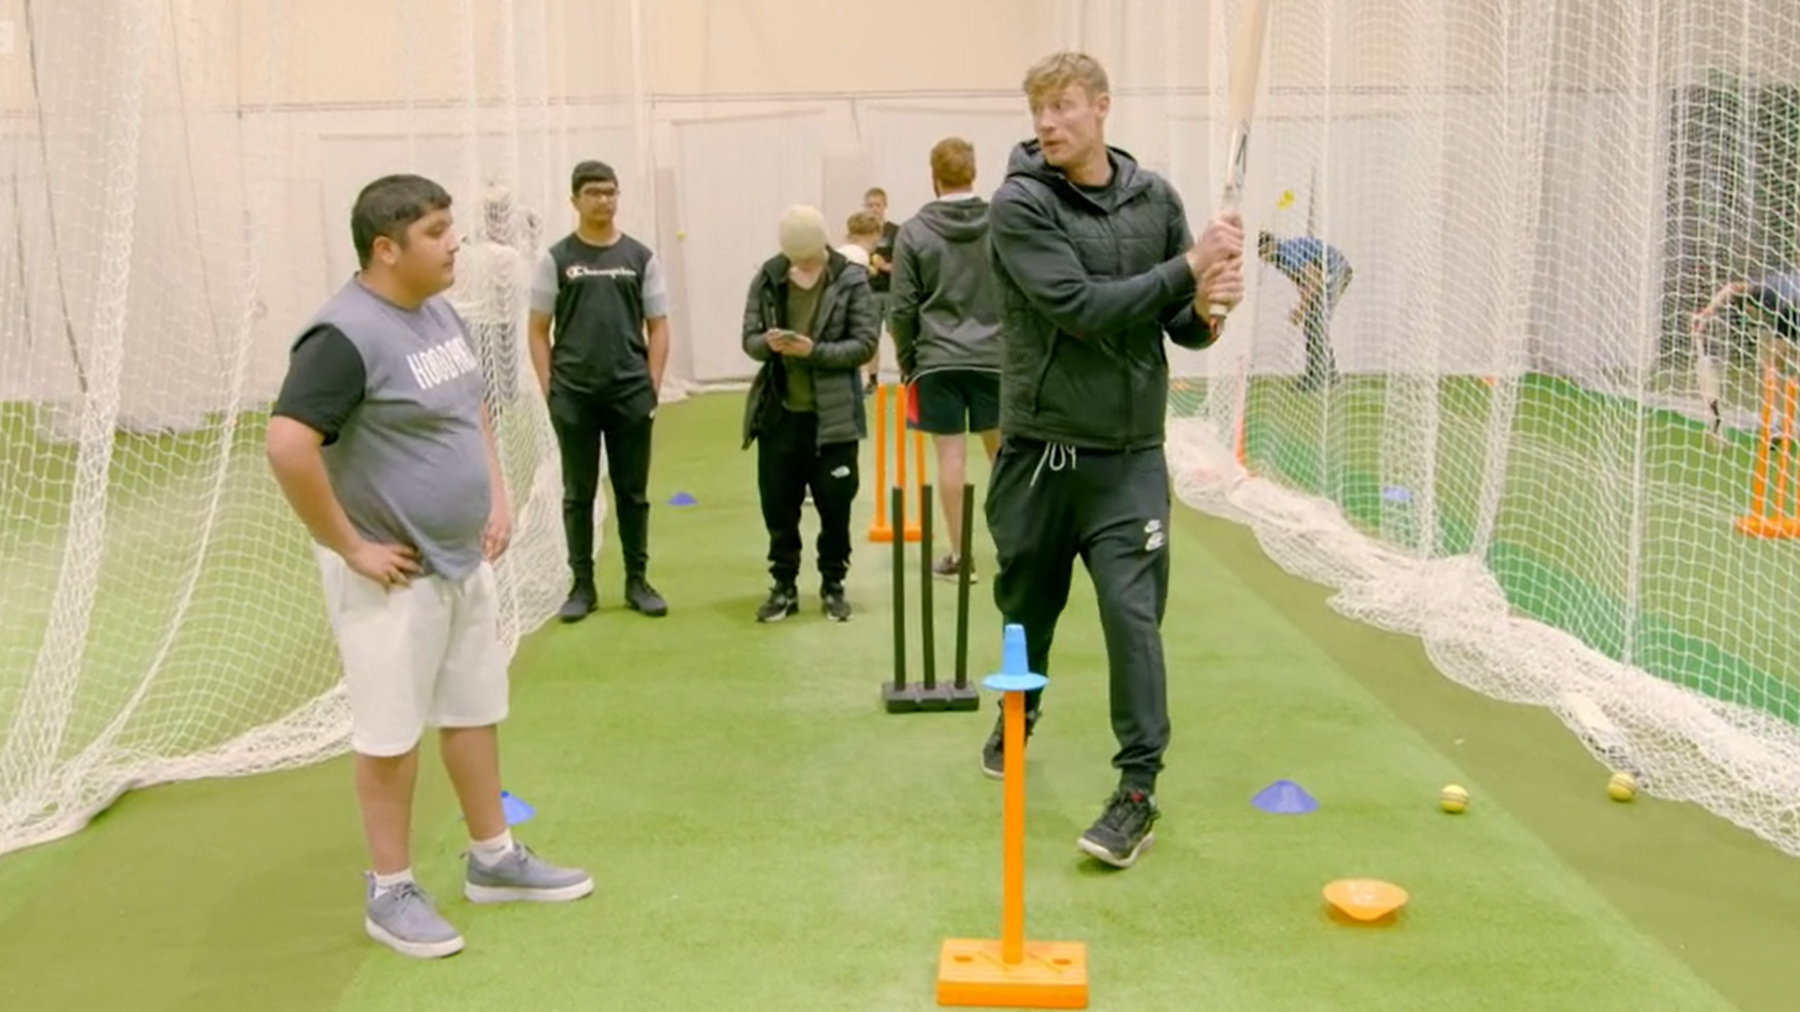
[1252,779,1318,814]
[668,491,697,506]
[500,790,536,826]
[982,623,1047,693]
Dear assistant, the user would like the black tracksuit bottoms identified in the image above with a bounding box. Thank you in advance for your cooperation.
[985,434,1173,790]
[758,405,860,590]
[548,384,654,584]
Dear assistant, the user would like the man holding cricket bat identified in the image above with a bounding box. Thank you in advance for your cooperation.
[979,51,1246,870]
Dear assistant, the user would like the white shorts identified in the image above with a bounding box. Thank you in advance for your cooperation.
[314,546,510,757]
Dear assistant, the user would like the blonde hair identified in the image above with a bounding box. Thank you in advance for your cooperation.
[930,138,977,190]
[845,210,882,239]
[1022,51,1110,104]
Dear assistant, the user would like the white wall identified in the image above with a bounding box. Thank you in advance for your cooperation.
[5,0,1800,411]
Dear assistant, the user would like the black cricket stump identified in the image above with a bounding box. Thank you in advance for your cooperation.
[881,485,923,712]
[947,481,979,710]
[881,475,980,713]
[917,483,947,710]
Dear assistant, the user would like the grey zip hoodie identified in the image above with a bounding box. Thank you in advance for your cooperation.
[887,196,1003,378]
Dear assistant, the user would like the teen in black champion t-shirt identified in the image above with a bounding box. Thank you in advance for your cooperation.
[528,160,672,621]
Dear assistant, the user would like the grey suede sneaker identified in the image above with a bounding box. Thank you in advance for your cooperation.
[364,875,465,959]
[463,843,595,904]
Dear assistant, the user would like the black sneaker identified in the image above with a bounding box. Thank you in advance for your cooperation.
[625,576,668,617]
[1077,787,1159,869]
[558,580,596,622]
[755,584,799,623]
[979,707,1041,780]
[821,583,852,622]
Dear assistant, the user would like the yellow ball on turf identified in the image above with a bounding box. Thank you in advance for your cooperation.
[1607,771,1637,802]
[1439,784,1469,814]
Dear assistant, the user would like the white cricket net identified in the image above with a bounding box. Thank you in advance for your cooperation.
[0,0,643,856]
[1140,0,1800,855]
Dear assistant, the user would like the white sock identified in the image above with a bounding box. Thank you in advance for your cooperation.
[371,868,414,896]
[470,830,514,867]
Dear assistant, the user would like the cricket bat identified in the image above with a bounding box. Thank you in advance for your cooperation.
[1209,0,1275,326]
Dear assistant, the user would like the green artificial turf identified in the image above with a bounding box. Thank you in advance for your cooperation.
[2,391,1800,1011]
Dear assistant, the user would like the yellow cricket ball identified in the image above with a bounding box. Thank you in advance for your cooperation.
[1607,771,1637,802]
[1439,784,1469,814]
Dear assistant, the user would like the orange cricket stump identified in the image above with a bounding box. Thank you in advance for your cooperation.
[936,624,1088,1010]
[869,382,894,542]
[905,426,926,543]
[869,384,927,543]
[1737,367,1800,538]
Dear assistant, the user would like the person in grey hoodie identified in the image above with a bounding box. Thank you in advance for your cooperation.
[888,137,1003,581]
[979,52,1245,871]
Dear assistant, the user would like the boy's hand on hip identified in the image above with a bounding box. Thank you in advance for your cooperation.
[345,539,422,589]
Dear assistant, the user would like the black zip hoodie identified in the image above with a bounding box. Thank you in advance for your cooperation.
[988,140,1217,451]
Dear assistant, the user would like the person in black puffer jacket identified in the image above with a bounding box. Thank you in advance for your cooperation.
[740,205,880,625]
[978,51,1246,872]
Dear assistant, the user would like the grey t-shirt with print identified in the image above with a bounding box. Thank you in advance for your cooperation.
[273,278,492,581]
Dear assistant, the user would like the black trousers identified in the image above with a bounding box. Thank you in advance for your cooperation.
[548,385,655,584]
[757,406,859,589]
[985,435,1172,789]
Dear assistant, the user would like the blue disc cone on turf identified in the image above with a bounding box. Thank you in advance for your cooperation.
[1252,779,1318,814]
[500,790,536,826]
[668,491,697,506]
[982,623,1047,693]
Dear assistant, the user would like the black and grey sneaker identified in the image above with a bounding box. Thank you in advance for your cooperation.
[755,584,800,623]
[979,707,1041,780]
[625,576,668,617]
[1077,787,1159,869]
[558,580,596,622]
[821,583,852,622]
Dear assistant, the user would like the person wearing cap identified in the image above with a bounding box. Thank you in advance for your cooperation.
[739,205,880,623]
[528,160,671,622]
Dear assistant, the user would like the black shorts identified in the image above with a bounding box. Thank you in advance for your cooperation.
[907,369,1000,435]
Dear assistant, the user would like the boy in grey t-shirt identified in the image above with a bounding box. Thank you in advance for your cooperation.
[268,174,591,960]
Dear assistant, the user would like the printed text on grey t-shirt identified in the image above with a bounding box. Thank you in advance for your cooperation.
[302,279,492,580]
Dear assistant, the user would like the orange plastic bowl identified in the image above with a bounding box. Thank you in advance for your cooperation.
[1322,878,1409,921]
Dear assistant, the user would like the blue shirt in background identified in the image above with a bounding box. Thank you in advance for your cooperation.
[1270,236,1351,287]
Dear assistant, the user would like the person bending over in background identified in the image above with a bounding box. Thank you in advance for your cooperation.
[1694,269,1800,367]
[266,174,592,960]
[840,210,886,393]
[888,136,1003,582]
[1258,230,1353,392]
[983,52,1245,870]
[528,160,670,623]
[740,204,880,624]
[1693,268,1800,438]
